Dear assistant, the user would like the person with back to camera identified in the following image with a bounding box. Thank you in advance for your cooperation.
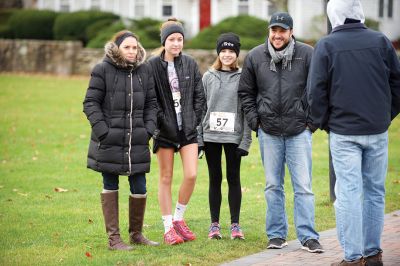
[198,32,252,240]
[148,18,205,245]
[238,12,324,253]
[83,30,159,250]
[308,0,400,265]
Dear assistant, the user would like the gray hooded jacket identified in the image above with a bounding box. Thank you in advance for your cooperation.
[198,68,252,152]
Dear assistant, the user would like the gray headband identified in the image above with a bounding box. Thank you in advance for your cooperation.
[160,24,184,46]
[115,32,134,47]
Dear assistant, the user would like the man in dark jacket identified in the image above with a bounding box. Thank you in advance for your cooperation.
[308,1,400,266]
[238,12,323,253]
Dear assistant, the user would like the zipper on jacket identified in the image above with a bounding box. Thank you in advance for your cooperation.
[278,68,284,136]
[128,70,134,174]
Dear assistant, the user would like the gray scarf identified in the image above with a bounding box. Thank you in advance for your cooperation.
[267,37,295,72]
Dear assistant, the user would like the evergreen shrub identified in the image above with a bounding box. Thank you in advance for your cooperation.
[186,15,268,50]
[7,9,58,39]
[53,10,119,45]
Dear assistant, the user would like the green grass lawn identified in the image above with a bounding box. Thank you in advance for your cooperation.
[0,73,399,266]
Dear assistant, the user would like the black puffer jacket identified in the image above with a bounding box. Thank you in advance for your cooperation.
[238,40,313,137]
[148,52,205,146]
[83,41,157,175]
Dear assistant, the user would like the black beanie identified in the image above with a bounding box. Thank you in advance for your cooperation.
[216,32,241,56]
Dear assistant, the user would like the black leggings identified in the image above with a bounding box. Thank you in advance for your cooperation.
[204,142,242,224]
[102,172,147,195]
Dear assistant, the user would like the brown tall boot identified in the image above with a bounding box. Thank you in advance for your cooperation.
[101,191,133,251]
[129,194,159,246]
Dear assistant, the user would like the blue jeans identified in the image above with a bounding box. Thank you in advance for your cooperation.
[102,172,147,195]
[330,131,388,261]
[258,129,319,244]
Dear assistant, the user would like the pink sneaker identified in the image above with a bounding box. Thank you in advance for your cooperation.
[208,222,222,240]
[164,227,184,245]
[230,223,245,240]
[173,220,196,241]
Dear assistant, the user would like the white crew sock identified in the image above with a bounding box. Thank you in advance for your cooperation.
[173,202,187,222]
[162,215,173,233]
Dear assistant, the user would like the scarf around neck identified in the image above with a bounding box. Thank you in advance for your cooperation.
[267,37,295,72]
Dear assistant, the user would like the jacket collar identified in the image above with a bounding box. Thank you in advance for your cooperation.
[159,50,183,69]
[207,68,241,80]
[331,22,367,33]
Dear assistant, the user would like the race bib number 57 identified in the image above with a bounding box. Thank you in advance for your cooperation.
[209,112,235,132]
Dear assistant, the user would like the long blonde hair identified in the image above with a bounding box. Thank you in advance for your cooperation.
[152,18,184,56]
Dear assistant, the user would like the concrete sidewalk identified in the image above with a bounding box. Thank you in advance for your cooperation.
[222,210,400,266]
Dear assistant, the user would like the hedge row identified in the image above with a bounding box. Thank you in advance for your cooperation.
[186,15,268,50]
[53,11,119,45]
[0,9,119,45]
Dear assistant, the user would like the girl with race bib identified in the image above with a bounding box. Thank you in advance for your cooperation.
[148,18,205,245]
[198,33,252,240]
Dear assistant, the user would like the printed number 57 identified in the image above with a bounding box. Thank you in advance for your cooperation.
[216,118,228,126]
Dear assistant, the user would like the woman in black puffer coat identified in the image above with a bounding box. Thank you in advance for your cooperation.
[83,30,158,251]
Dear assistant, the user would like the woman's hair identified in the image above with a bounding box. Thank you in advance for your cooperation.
[110,30,138,46]
[152,18,184,56]
[211,55,239,71]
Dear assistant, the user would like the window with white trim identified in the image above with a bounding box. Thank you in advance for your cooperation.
[135,0,145,17]
[91,0,101,10]
[379,0,394,18]
[238,0,249,15]
[60,0,70,12]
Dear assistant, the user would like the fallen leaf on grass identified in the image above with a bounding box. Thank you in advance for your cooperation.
[54,187,68,192]
[18,192,28,197]
[85,252,92,258]
[88,219,93,224]
[241,187,250,193]
[45,195,52,199]
[32,157,38,161]
[392,180,400,184]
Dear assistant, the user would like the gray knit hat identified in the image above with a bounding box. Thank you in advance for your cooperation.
[160,24,185,46]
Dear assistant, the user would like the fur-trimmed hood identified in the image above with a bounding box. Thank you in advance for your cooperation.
[104,41,146,69]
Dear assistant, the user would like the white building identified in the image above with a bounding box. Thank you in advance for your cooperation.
[35,0,400,40]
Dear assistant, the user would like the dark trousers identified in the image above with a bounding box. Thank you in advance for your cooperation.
[204,142,242,224]
[102,172,147,195]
